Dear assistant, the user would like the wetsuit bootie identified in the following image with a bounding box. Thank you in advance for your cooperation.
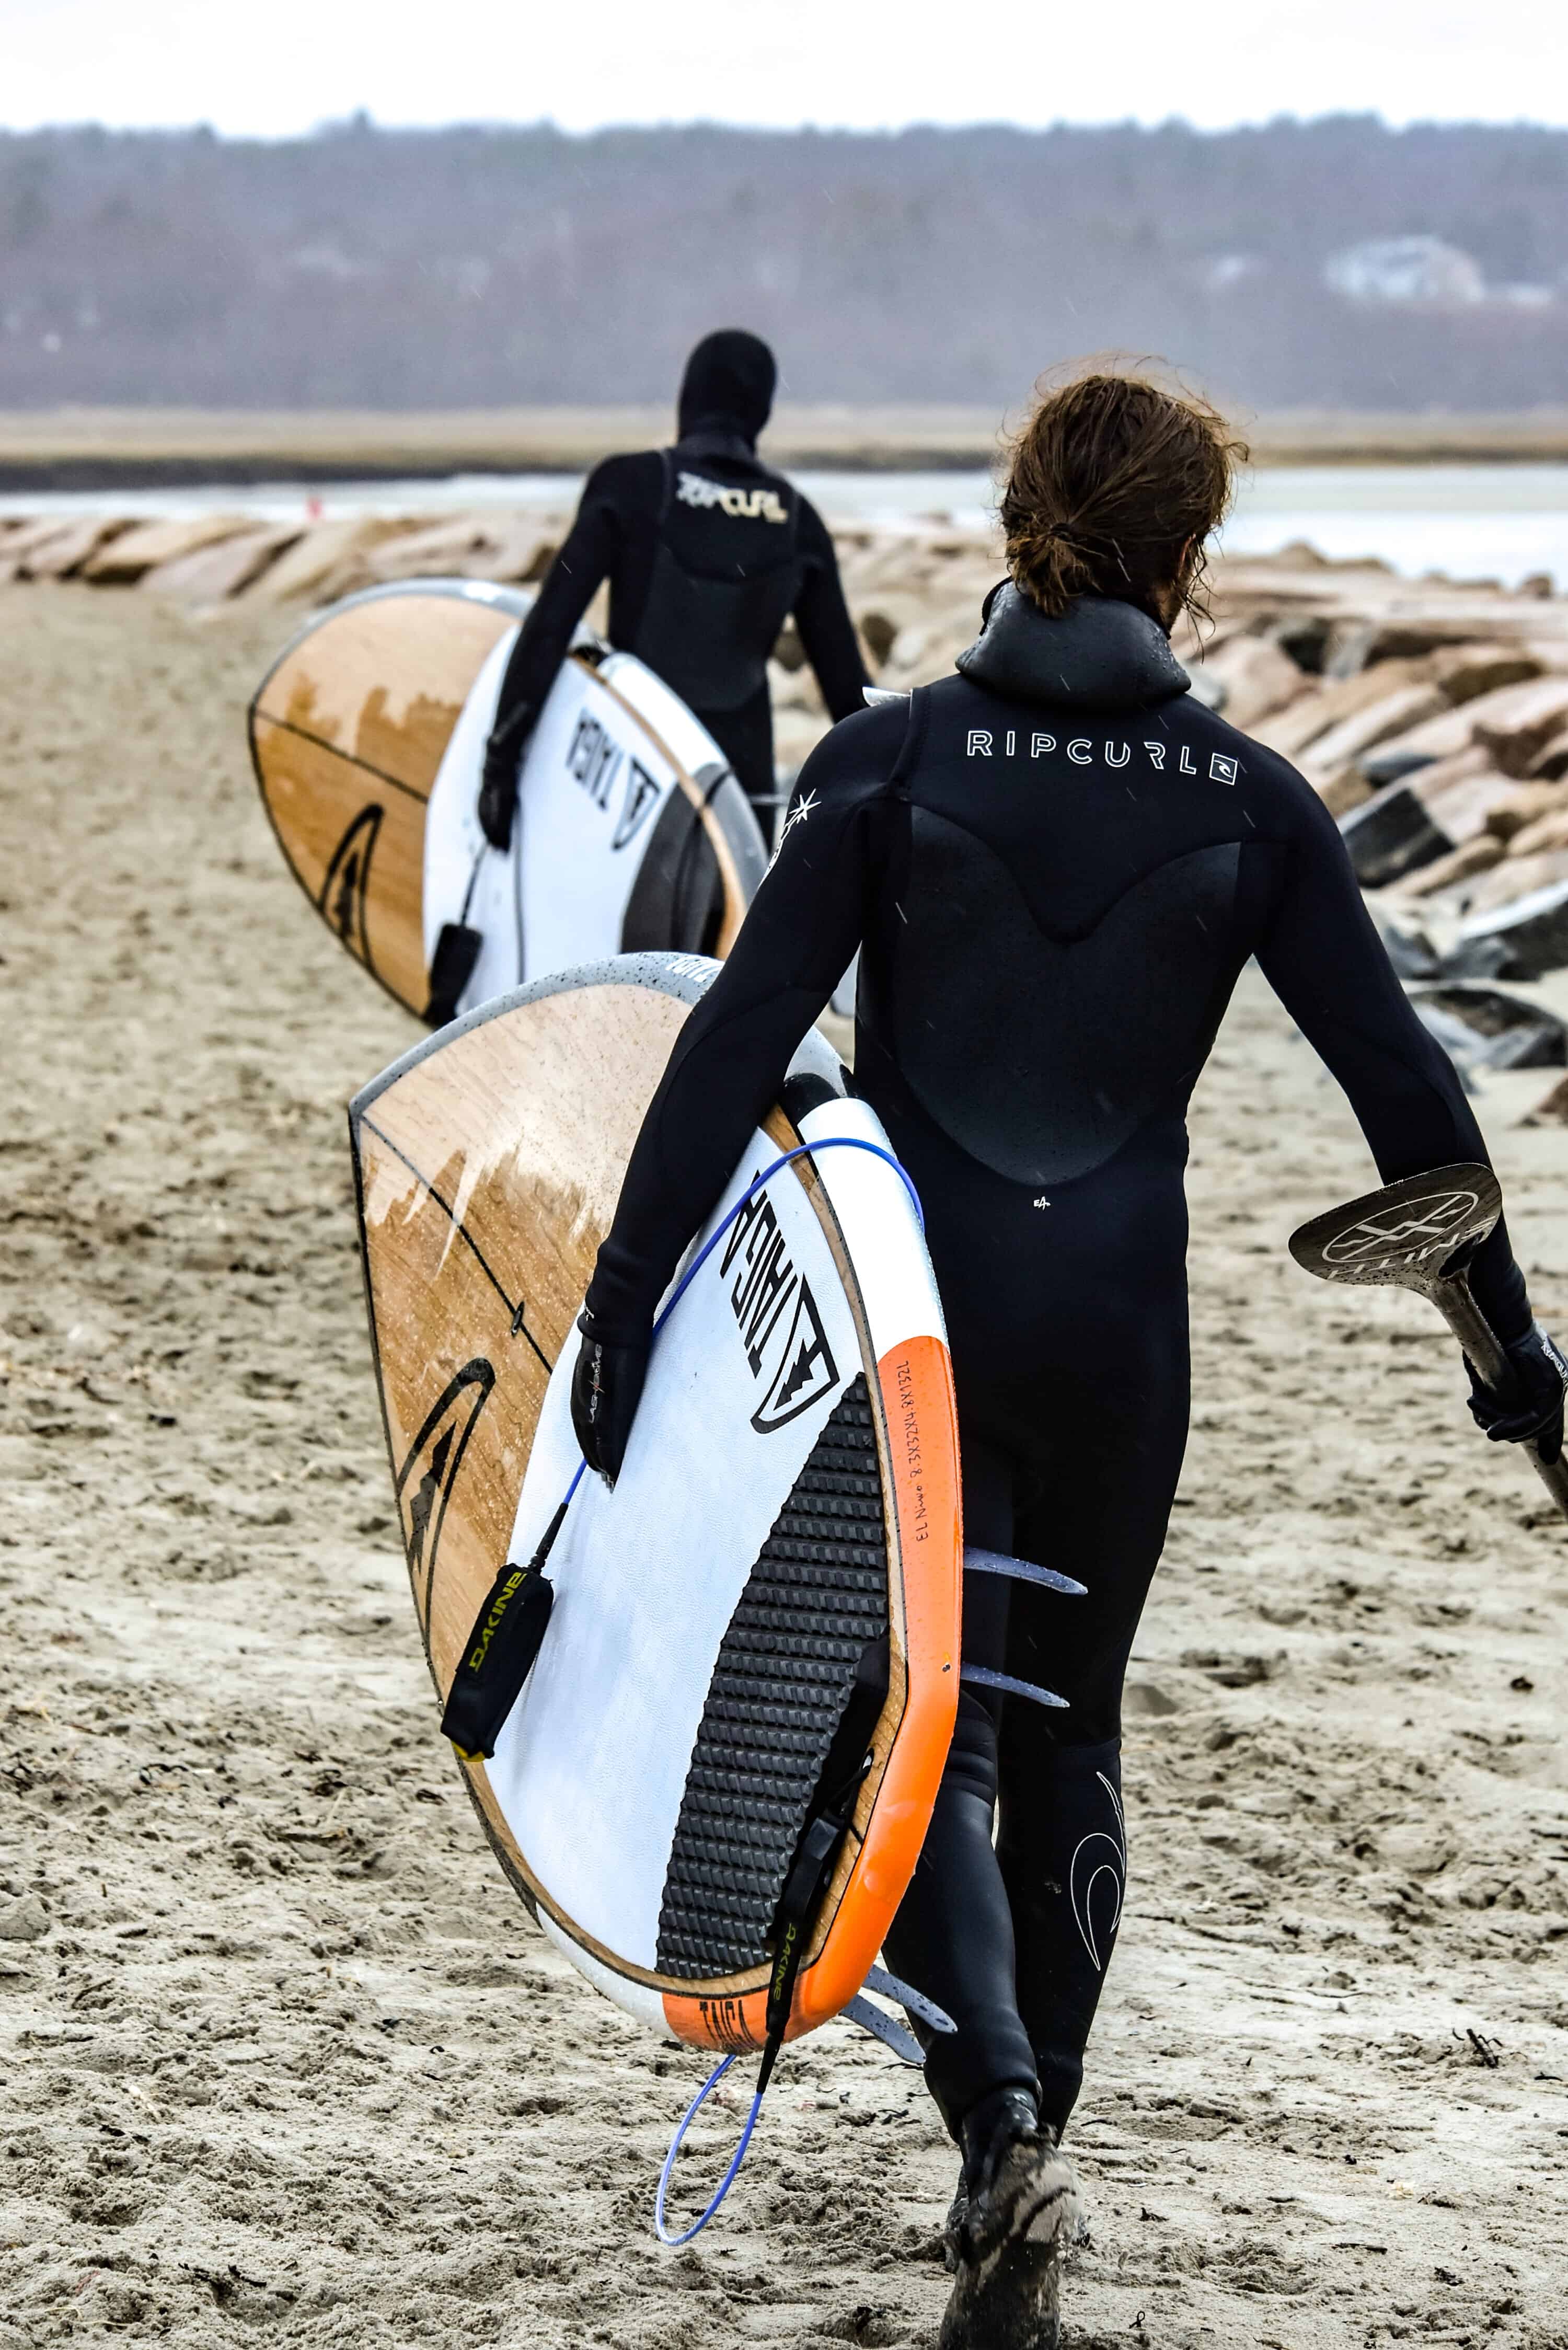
[939,2088,1081,2350]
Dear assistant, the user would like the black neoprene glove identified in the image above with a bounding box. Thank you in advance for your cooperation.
[478,738,521,853]
[1466,1320,1567,1462]
[570,1311,651,1487]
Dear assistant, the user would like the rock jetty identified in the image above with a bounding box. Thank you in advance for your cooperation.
[5,503,1566,978]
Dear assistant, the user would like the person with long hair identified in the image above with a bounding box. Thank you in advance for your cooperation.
[567,370,1563,2348]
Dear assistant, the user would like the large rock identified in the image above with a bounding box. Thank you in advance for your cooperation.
[13,515,136,579]
[1401,834,1506,899]
[1340,758,1524,887]
[1360,675,1568,785]
[1495,802,1568,862]
[1328,618,1494,673]
[1455,876,1568,978]
[1190,635,1309,730]
[1445,846,1568,920]
[82,513,253,583]
[1408,983,1567,1069]
[1428,642,1544,706]
[321,513,560,598]
[1262,612,1335,673]
[1528,726,1568,781]
[1470,678,1568,777]
[1250,657,1433,761]
[1300,682,1448,793]
[141,523,303,601]
[1341,780,1454,886]
[239,517,422,603]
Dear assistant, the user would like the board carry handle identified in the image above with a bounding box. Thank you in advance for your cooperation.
[440,1516,560,1761]
[423,843,489,1028]
[423,923,485,1028]
[1289,1161,1568,1525]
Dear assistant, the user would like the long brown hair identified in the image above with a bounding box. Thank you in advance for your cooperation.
[999,365,1247,634]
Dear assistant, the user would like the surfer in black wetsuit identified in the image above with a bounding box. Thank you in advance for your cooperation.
[566,373,1564,2348]
[478,328,867,844]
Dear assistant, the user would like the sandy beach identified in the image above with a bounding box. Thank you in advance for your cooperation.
[2,580,1566,2349]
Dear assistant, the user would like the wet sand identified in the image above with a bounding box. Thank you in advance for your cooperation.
[1,583,1566,2348]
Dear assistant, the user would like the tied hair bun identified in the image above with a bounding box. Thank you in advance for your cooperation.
[1006,515,1093,611]
[999,368,1246,631]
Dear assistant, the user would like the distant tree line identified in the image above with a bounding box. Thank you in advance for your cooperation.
[2,116,1566,410]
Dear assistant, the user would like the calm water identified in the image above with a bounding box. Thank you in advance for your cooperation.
[5,463,1566,590]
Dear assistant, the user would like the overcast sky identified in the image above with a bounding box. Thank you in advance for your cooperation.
[6,0,1566,136]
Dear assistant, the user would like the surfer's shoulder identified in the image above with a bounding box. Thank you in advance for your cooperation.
[1171,697,1332,843]
[582,450,663,509]
[786,695,912,819]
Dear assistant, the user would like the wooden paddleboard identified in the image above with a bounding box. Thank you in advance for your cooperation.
[350,953,962,2051]
[250,582,768,1021]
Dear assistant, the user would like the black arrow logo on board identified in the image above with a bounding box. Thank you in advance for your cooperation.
[612,759,663,852]
[394,1358,495,1623]
[319,804,383,968]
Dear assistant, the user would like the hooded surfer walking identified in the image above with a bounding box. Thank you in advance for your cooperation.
[567,370,1565,2348]
[478,328,867,847]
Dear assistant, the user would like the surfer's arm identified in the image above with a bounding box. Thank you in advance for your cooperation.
[792,499,870,725]
[1253,774,1529,1340]
[479,463,628,841]
[584,702,905,1343]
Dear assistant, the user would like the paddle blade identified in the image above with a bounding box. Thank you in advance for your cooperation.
[1288,1162,1500,1296]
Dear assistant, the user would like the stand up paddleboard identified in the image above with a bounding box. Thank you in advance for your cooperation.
[350,954,962,2054]
[249,582,769,1024]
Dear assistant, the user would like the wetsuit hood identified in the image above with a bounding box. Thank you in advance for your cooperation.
[677,329,777,446]
[956,583,1190,711]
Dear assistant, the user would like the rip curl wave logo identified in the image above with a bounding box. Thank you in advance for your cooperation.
[1069,1773,1126,1973]
[1322,1186,1481,1272]
[676,470,789,524]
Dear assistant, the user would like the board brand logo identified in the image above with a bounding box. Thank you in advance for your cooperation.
[394,1358,496,1622]
[1322,1186,1480,1271]
[567,711,663,851]
[719,1180,840,1434]
[676,470,789,525]
[319,804,382,965]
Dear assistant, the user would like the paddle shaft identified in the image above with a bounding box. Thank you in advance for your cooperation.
[1428,1268,1568,1521]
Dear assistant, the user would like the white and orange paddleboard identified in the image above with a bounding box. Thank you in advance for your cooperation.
[350,953,962,2053]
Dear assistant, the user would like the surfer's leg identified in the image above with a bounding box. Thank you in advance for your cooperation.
[995,1309,1191,2136]
[882,1439,1039,2140]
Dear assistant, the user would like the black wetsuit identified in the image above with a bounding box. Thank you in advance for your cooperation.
[583,585,1529,2141]
[486,402,866,819]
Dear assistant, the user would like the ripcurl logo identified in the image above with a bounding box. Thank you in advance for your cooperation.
[676,470,789,524]
[964,730,1240,784]
[718,1178,840,1433]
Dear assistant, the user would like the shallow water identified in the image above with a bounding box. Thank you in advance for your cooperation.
[4,461,1566,589]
